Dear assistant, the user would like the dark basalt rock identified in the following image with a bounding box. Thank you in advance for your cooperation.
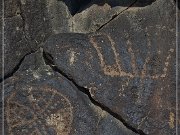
[2,0,179,134]
[1,0,164,80]
[1,0,71,80]
[1,0,51,80]
[59,0,156,15]
[70,4,127,33]
[43,0,177,134]
[3,50,137,135]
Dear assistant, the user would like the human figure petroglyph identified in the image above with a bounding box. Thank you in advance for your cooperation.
[89,33,174,79]
[6,86,73,135]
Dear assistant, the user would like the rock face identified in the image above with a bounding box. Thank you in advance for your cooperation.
[70,4,126,33]
[1,0,71,80]
[1,0,178,135]
[4,50,137,135]
[1,0,51,80]
[1,0,162,80]
[43,0,177,134]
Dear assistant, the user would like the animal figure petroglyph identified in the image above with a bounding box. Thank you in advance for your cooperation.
[89,33,174,79]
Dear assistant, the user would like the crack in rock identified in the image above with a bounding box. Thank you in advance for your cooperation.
[0,50,38,83]
[96,0,138,31]
[18,0,29,41]
[42,50,146,135]
[3,49,140,135]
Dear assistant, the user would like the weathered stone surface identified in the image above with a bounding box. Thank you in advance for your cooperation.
[62,0,157,33]
[3,50,137,135]
[1,0,160,80]
[2,15,31,79]
[46,0,72,33]
[1,0,51,80]
[1,0,72,80]
[43,0,177,134]
[2,0,179,134]
[35,0,158,34]
[70,4,126,33]
[59,0,156,15]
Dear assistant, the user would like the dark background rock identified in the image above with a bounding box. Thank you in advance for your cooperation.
[46,0,72,33]
[70,4,127,33]
[3,50,137,135]
[1,0,168,81]
[66,0,157,33]
[1,0,52,80]
[1,0,72,81]
[59,0,156,15]
[43,0,177,134]
[1,0,178,134]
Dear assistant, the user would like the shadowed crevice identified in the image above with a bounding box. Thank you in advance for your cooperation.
[43,50,147,135]
[96,0,138,31]
[0,50,37,83]
[58,0,156,16]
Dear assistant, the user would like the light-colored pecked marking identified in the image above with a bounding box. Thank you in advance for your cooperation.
[6,86,73,135]
[89,33,174,79]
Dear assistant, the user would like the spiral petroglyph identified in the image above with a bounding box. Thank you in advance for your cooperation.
[5,85,73,135]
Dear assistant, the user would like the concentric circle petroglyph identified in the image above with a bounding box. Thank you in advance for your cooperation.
[5,85,73,135]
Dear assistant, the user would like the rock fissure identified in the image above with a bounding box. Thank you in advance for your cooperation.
[96,0,138,31]
[18,0,29,41]
[42,50,147,135]
[0,50,37,83]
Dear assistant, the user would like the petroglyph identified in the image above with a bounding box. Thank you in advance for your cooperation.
[46,109,73,135]
[67,49,80,66]
[127,39,137,76]
[89,34,134,78]
[6,85,73,135]
[89,33,174,79]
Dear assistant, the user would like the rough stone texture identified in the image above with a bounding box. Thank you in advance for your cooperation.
[1,0,72,80]
[3,50,137,135]
[46,0,72,33]
[43,0,177,134]
[61,0,157,33]
[68,0,157,33]
[70,4,126,33]
[2,15,31,80]
[1,0,159,80]
[59,0,156,14]
[1,0,50,80]
[1,0,179,134]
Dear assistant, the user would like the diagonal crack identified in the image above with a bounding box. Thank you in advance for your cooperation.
[0,50,38,83]
[96,0,138,31]
[0,0,34,83]
[42,50,146,135]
